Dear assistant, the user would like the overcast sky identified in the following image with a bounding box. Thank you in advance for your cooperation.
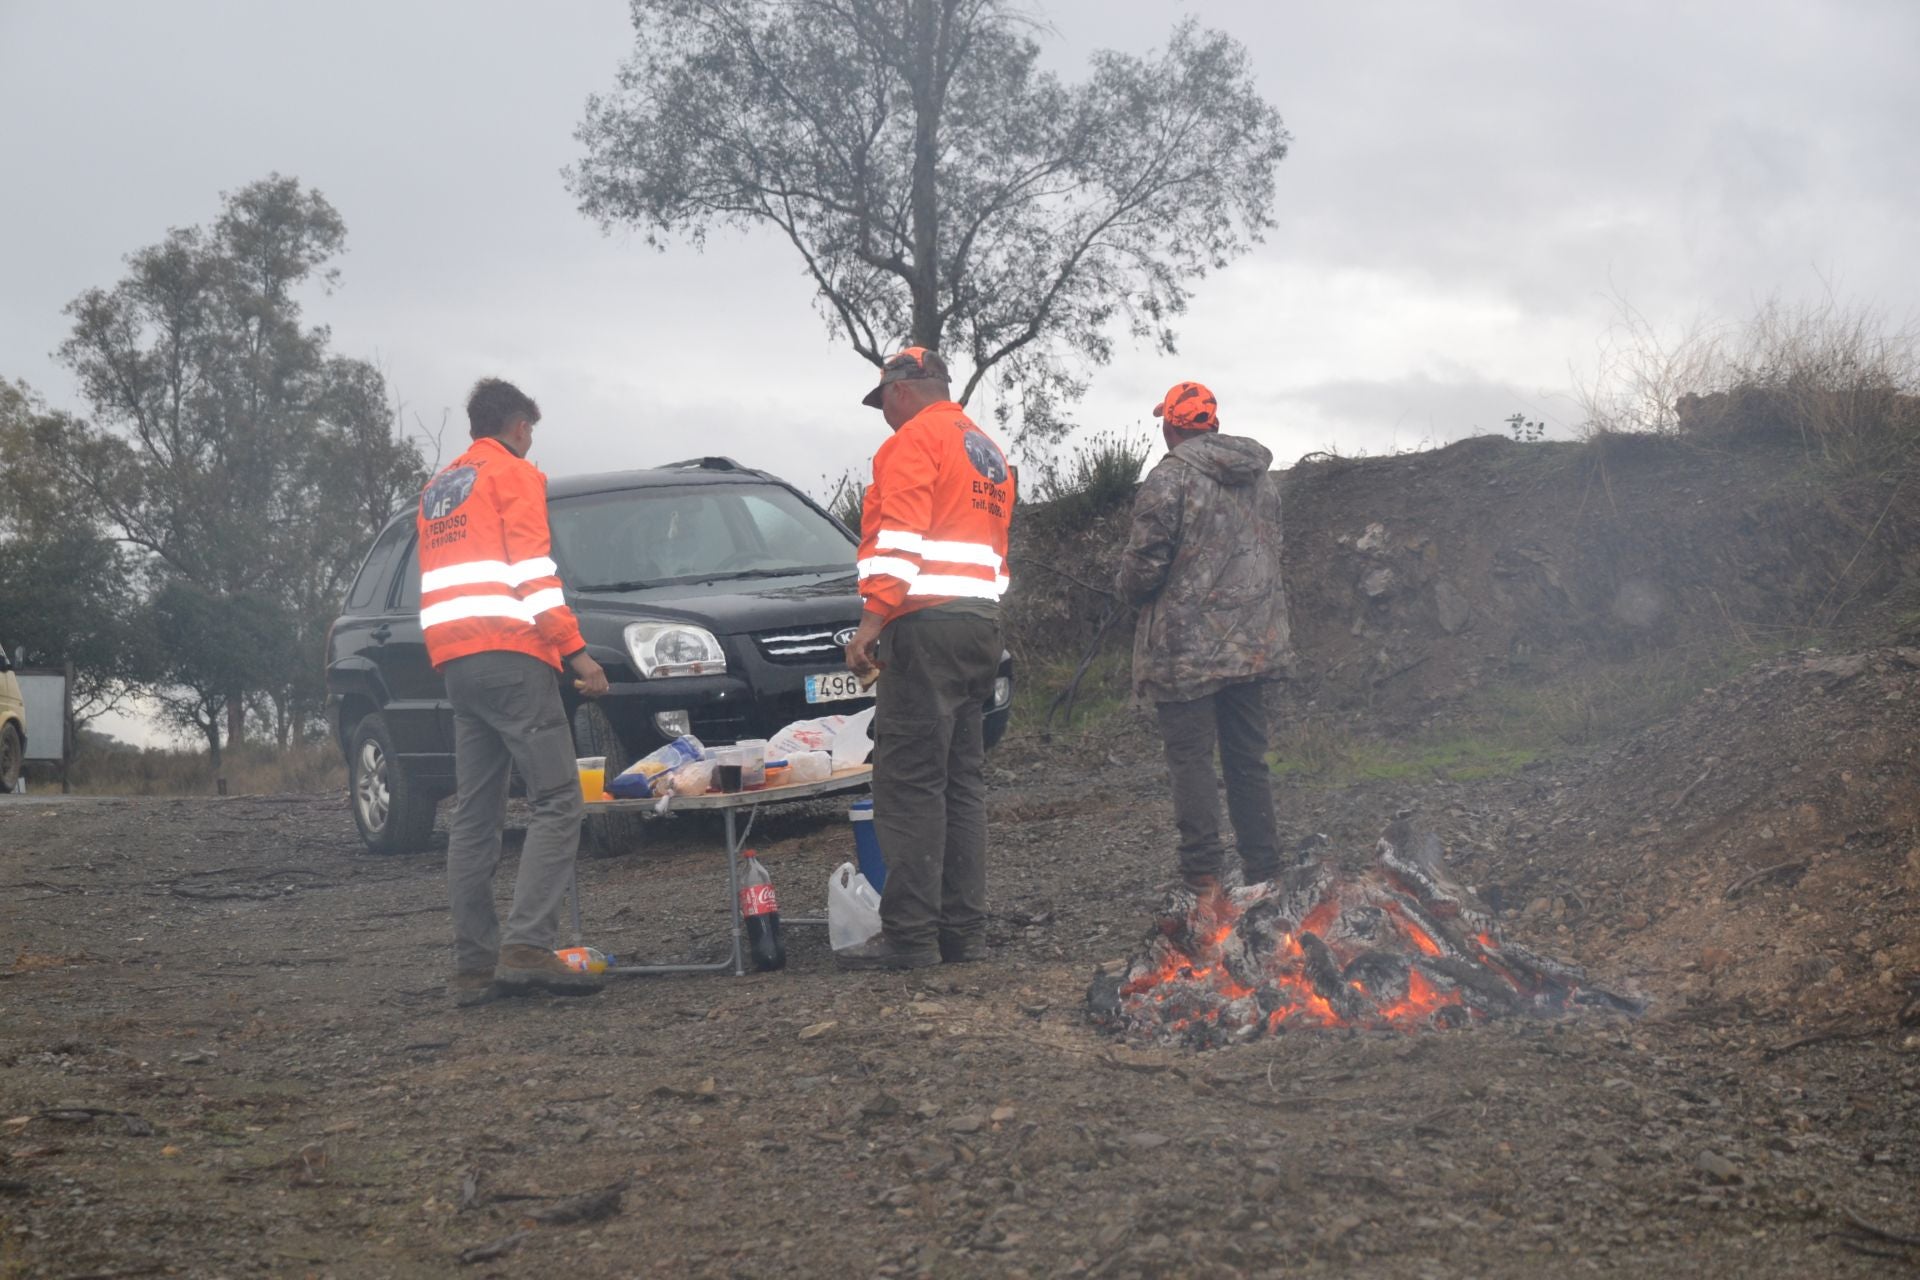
[4,0,1916,744]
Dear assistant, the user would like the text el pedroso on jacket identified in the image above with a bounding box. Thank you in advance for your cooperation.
[856,401,1015,624]
[415,436,587,670]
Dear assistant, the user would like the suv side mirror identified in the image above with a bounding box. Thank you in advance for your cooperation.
[0,645,13,673]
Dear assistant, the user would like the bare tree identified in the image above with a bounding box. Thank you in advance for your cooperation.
[571,1,1289,447]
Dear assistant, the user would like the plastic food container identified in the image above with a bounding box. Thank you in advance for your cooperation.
[737,739,768,790]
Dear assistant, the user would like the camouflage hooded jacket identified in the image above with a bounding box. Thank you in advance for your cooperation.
[1114,432,1293,703]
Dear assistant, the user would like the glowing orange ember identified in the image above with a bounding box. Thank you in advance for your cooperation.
[1089,819,1640,1047]
[1384,902,1444,957]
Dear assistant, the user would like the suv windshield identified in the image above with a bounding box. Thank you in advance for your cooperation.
[552,482,855,590]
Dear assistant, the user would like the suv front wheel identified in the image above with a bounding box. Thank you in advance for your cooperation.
[574,702,645,856]
[349,713,438,854]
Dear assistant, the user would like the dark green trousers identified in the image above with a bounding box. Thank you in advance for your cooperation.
[871,610,1001,955]
[1155,679,1281,885]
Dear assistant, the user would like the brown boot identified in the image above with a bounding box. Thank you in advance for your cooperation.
[449,969,500,1008]
[494,944,603,996]
[938,933,986,965]
[835,936,940,971]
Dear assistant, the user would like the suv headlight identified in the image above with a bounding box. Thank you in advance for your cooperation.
[624,622,727,678]
[992,675,1013,710]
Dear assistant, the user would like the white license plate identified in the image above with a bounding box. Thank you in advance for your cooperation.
[805,671,872,704]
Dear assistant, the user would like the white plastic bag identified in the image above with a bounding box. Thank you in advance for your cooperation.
[831,705,876,770]
[768,715,846,758]
[827,861,883,951]
[787,750,832,783]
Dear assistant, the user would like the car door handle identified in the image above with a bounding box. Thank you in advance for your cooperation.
[370,624,392,643]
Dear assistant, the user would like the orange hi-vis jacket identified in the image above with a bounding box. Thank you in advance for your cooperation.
[858,401,1015,624]
[415,437,586,670]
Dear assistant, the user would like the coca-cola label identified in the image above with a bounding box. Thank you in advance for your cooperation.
[741,883,778,917]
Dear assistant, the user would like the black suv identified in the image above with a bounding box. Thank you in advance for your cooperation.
[326,458,1015,854]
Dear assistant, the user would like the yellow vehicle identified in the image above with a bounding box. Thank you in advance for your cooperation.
[0,644,25,794]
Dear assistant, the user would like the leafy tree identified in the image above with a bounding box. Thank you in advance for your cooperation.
[143,581,289,769]
[571,1,1289,448]
[42,176,426,758]
[269,357,428,746]
[0,381,142,721]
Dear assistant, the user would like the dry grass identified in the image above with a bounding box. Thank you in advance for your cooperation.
[1007,647,1134,740]
[818,467,867,531]
[63,741,345,797]
[7,948,90,974]
[1268,640,1788,788]
[1577,294,1920,470]
[1484,644,1767,747]
[1266,718,1358,778]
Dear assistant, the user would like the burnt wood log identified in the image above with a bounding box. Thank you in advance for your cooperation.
[1090,819,1643,1044]
[1343,949,1413,1006]
[1377,818,1497,936]
[1299,932,1371,1022]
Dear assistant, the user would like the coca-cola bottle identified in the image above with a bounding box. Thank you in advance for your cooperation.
[739,850,786,971]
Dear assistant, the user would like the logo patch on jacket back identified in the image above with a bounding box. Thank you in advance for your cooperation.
[961,429,1008,485]
[420,466,477,521]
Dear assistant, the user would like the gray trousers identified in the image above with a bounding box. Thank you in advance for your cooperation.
[443,650,584,972]
[871,611,1001,954]
[1155,679,1281,885]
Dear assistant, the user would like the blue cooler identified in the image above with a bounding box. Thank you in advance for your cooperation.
[850,797,886,891]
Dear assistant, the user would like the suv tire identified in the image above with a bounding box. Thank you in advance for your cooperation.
[349,712,438,854]
[574,702,644,856]
[0,724,21,794]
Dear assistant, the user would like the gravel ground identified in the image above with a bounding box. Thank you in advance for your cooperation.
[3,714,1918,1278]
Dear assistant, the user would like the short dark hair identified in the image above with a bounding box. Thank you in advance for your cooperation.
[467,378,540,439]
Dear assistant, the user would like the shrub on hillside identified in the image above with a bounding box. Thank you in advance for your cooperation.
[818,468,867,532]
[1030,430,1152,527]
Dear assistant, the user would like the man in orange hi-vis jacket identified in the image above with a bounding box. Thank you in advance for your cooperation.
[839,348,1015,970]
[418,378,609,1005]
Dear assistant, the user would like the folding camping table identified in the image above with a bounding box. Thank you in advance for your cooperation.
[577,765,874,977]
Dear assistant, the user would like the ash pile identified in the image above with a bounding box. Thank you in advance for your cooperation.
[1089,819,1643,1048]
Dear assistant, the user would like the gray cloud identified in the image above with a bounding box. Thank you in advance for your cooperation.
[7,0,1914,745]
[2,2,1915,478]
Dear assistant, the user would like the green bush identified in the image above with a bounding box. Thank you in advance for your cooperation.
[1031,430,1152,526]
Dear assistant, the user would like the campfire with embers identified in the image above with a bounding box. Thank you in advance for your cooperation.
[1089,820,1641,1048]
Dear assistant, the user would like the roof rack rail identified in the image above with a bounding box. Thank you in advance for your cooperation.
[661,456,749,472]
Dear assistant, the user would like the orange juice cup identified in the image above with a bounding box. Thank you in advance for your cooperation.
[576,756,607,803]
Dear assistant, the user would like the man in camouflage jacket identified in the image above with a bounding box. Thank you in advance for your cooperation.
[1115,380,1293,893]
